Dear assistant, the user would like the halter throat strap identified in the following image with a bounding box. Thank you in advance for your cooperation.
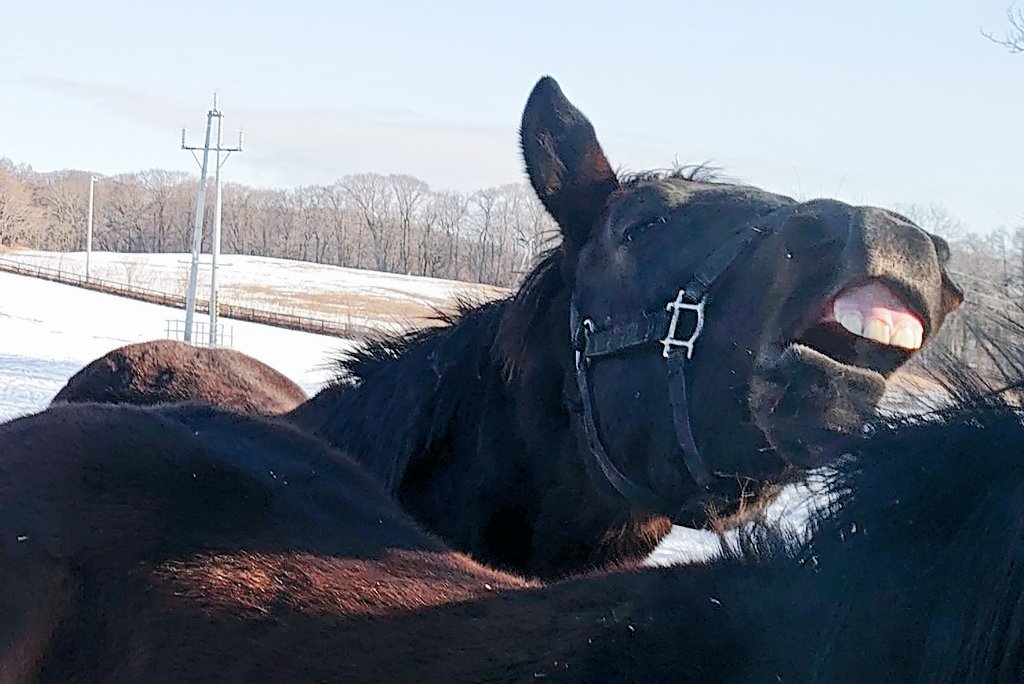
[569,225,770,516]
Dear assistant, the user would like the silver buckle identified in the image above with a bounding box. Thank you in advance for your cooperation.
[575,318,595,370]
[661,290,705,359]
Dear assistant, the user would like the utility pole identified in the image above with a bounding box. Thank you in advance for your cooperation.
[181,102,214,344]
[86,176,96,281]
[209,110,244,345]
[181,94,243,344]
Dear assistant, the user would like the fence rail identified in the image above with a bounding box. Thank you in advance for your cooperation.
[165,319,236,347]
[0,256,378,340]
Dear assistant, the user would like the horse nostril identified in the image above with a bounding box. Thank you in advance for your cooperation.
[943,276,965,312]
[929,234,952,265]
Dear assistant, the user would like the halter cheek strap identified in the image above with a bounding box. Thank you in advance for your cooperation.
[569,225,771,517]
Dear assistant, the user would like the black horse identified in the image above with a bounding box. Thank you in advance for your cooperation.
[1,358,1022,681]
[507,372,1024,682]
[289,76,963,578]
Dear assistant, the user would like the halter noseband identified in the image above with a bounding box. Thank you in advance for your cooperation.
[569,224,772,517]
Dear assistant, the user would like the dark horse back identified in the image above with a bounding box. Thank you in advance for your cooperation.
[54,340,307,415]
[0,401,528,682]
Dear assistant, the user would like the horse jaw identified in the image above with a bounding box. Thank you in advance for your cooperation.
[747,343,886,468]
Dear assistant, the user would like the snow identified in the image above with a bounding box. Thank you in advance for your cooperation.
[0,270,350,422]
[648,393,934,567]
[2,251,504,333]
[0,249,509,421]
[7,251,495,303]
[647,477,831,567]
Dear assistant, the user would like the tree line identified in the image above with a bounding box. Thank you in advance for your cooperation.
[0,158,557,288]
[2,156,1024,371]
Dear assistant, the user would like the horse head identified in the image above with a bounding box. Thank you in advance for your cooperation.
[520,76,962,518]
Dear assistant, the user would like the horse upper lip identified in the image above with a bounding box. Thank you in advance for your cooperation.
[773,277,930,377]
[822,280,925,351]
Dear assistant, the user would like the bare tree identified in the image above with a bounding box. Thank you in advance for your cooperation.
[514,184,557,273]
[35,171,87,251]
[490,185,521,284]
[388,174,430,274]
[466,184,539,284]
[895,202,969,244]
[267,189,299,259]
[469,187,499,282]
[419,190,468,278]
[984,4,1024,53]
[341,173,394,272]
[101,175,151,252]
[324,182,354,267]
[138,169,191,252]
[223,185,271,256]
[294,185,331,263]
[1011,225,1024,294]
[0,160,41,248]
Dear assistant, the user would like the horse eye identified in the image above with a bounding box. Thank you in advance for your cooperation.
[621,216,667,243]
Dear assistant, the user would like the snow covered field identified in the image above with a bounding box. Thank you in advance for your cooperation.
[2,251,505,333]
[0,270,350,422]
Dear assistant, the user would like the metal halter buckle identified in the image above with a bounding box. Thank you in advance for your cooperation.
[660,290,706,359]
[574,318,595,370]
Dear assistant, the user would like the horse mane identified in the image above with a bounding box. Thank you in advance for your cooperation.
[327,247,569,389]
[716,342,1024,677]
[297,248,572,498]
[617,163,725,187]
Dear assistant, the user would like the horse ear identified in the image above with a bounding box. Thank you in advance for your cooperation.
[520,77,620,247]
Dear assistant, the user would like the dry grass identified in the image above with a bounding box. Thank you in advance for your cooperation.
[2,251,511,332]
[218,282,506,329]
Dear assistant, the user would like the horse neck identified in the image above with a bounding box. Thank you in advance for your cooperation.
[292,288,585,497]
[289,302,517,491]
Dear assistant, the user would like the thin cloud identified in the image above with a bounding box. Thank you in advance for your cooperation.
[22,76,194,129]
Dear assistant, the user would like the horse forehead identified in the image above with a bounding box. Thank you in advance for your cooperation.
[611,179,791,219]
[606,180,693,217]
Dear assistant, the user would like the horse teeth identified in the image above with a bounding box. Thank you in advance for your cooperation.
[890,327,921,350]
[862,318,891,346]
[838,313,864,336]
[836,312,922,350]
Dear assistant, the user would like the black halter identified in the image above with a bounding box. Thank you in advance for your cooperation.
[569,224,772,517]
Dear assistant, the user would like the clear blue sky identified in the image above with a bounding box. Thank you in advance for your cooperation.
[1,0,1020,233]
